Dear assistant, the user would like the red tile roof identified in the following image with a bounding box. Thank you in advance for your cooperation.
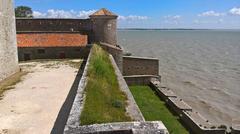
[90,8,117,17]
[17,33,88,47]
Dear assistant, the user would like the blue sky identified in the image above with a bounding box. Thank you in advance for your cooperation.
[15,0,240,29]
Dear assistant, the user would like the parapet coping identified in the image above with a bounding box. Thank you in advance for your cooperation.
[17,31,90,34]
[149,80,227,132]
[16,18,90,20]
[123,56,159,60]
[124,75,159,78]
[167,97,192,111]
[64,45,93,132]
[183,110,212,128]
[100,42,122,50]
[158,87,177,97]
[110,55,145,121]
[64,121,169,134]
[231,123,240,130]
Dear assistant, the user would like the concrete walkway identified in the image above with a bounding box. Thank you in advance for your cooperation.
[0,60,81,134]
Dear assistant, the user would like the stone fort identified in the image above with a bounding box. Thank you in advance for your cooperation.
[16,8,118,60]
[15,8,159,76]
[1,1,238,133]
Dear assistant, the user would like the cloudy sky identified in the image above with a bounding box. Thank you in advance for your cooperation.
[15,0,240,29]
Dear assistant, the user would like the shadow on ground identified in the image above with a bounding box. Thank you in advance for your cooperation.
[51,59,87,134]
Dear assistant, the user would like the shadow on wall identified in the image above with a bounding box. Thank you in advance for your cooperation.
[50,59,87,134]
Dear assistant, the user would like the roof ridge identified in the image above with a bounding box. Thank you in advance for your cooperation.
[90,8,117,16]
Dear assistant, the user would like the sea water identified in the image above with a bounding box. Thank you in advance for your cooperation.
[118,30,240,126]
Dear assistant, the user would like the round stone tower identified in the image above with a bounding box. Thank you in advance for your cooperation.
[89,8,118,46]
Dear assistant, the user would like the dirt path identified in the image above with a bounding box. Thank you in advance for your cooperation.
[0,60,82,134]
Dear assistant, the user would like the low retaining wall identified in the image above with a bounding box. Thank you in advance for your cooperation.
[124,75,160,86]
[231,124,240,134]
[149,80,227,134]
[64,46,145,133]
[18,46,90,61]
[109,55,145,121]
[123,56,159,76]
[100,42,123,72]
[65,121,168,134]
[64,45,93,131]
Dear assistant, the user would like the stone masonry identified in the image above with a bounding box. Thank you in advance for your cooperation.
[0,0,19,81]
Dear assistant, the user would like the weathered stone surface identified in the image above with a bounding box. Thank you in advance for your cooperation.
[150,80,227,134]
[64,46,93,131]
[123,56,159,76]
[0,0,19,81]
[110,55,145,121]
[231,122,240,134]
[65,121,169,134]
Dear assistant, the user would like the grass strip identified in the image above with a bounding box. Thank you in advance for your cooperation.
[130,86,189,134]
[80,45,131,125]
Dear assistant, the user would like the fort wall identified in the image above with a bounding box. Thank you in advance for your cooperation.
[16,19,92,32]
[17,33,89,61]
[17,33,88,47]
[123,56,159,76]
[149,80,227,134]
[100,42,123,72]
[90,17,118,45]
[18,47,90,61]
[122,56,160,85]
[0,0,19,81]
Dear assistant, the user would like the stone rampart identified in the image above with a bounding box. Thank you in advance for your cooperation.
[65,121,168,134]
[124,75,160,86]
[65,46,145,133]
[109,55,144,121]
[123,56,159,76]
[18,46,90,61]
[0,0,19,81]
[100,42,123,72]
[16,19,92,32]
[149,80,227,134]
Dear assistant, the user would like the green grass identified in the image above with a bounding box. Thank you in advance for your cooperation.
[80,45,131,125]
[130,86,189,134]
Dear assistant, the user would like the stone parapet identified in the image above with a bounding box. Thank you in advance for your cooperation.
[100,42,123,72]
[124,75,160,86]
[149,80,227,134]
[123,56,159,76]
[65,121,169,134]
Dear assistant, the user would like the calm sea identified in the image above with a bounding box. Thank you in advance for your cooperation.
[118,30,240,126]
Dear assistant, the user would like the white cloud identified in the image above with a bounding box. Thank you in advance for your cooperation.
[163,15,182,24]
[33,11,46,18]
[164,15,181,19]
[33,9,96,19]
[229,7,240,16]
[193,19,224,24]
[33,9,148,21]
[118,15,148,21]
[198,11,225,17]
[77,10,96,18]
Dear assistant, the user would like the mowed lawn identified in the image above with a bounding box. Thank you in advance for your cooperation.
[80,45,131,125]
[130,86,189,134]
